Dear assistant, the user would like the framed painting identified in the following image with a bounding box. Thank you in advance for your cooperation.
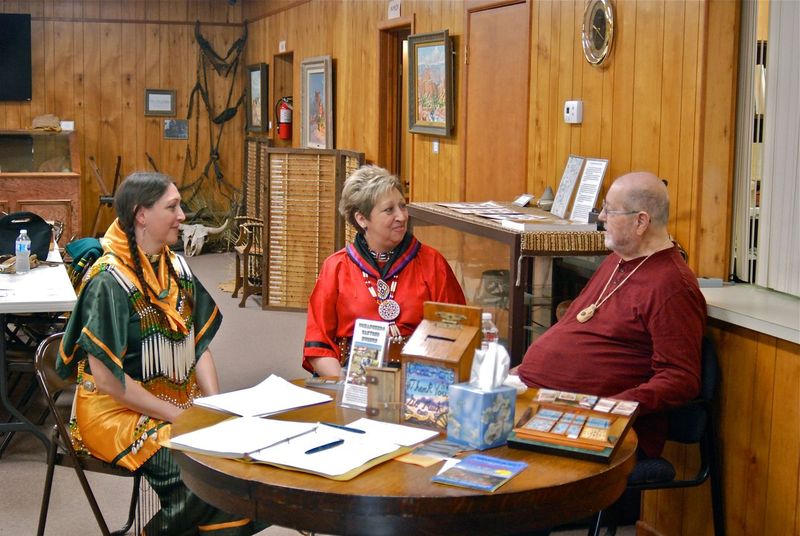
[163,119,188,140]
[408,30,454,136]
[300,55,333,149]
[246,63,268,132]
[144,89,176,117]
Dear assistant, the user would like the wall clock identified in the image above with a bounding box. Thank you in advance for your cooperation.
[582,0,615,65]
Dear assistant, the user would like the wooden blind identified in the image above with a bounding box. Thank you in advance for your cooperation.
[262,148,364,309]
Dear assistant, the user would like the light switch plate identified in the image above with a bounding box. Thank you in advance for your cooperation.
[564,100,583,124]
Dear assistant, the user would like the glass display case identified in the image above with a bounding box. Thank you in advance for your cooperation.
[0,130,81,248]
[408,202,607,365]
[0,131,73,173]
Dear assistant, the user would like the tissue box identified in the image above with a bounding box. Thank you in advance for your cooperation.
[446,383,516,450]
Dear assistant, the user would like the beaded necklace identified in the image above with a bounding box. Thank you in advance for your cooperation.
[362,272,403,342]
[368,248,395,263]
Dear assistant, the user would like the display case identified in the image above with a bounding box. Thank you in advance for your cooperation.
[0,130,82,248]
[407,202,607,364]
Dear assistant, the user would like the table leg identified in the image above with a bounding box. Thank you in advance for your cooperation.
[509,240,526,365]
[0,313,50,455]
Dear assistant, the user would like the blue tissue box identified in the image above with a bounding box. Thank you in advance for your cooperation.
[447,383,516,450]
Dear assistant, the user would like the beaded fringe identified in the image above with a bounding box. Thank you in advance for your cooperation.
[108,263,195,383]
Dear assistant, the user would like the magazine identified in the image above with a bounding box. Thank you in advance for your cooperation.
[432,454,528,492]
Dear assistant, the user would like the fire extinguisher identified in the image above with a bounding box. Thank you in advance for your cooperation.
[275,97,293,140]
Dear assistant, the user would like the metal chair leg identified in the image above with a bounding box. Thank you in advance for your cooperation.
[587,511,603,536]
[37,427,59,536]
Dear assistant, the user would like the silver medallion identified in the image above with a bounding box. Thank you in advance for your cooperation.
[376,279,390,300]
[378,299,401,321]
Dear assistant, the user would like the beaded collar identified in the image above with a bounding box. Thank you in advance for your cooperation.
[368,248,395,263]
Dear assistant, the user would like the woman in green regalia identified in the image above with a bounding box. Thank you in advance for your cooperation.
[57,172,264,535]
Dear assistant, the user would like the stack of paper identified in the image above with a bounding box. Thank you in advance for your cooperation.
[194,374,332,416]
[167,418,438,481]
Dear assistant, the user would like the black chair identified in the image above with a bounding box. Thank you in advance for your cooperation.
[588,337,724,536]
[34,332,141,536]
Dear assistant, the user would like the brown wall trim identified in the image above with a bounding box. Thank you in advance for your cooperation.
[30,16,242,28]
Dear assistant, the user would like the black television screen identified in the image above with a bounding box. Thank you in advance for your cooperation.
[0,14,32,101]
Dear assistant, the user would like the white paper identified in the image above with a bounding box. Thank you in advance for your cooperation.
[569,158,608,223]
[249,424,401,477]
[551,155,585,219]
[194,374,331,417]
[345,418,438,446]
[169,417,318,457]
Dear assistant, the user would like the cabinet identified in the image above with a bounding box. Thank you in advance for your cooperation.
[0,131,82,248]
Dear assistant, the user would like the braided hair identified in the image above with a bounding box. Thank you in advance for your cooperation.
[113,172,192,308]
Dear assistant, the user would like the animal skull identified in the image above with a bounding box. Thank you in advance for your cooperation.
[178,220,228,256]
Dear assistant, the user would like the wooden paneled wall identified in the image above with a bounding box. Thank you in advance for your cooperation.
[0,0,738,277]
[244,0,737,278]
[0,0,245,235]
[244,0,465,202]
[641,322,800,536]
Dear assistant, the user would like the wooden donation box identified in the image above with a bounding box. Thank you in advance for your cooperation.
[400,302,482,429]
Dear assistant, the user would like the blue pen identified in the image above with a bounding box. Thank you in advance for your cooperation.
[321,422,366,434]
[304,439,344,455]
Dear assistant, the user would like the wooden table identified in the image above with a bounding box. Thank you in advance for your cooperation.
[0,249,76,451]
[407,202,607,363]
[171,388,637,535]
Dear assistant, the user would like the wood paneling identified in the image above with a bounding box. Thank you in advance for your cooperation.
[1,1,737,276]
[640,320,800,536]
[0,1,245,236]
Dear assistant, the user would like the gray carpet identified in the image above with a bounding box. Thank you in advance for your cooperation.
[0,252,631,535]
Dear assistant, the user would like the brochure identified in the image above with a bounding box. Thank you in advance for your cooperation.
[341,318,391,409]
[432,454,528,492]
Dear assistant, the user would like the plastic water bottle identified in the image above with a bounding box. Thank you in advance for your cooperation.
[481,312,499,350]
[15,229,31,274]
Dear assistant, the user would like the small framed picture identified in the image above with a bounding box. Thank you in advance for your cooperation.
[512,194,535,207]
[163,119,188,140]
[246,63,269,132]
[145,89,176,116]
[300,55,334,148]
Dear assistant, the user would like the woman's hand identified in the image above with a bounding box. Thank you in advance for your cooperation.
[88,355,183,423]
[308,356,342,378]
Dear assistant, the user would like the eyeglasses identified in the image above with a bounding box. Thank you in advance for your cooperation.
[600,201,639,217]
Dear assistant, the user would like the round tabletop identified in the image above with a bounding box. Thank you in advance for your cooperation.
[171,388,637,535]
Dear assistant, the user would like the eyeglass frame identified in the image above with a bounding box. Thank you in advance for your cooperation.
[600,200,640,217]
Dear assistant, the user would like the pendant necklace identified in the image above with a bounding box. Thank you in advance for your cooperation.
[363,271,403,342]
[576,252,656,323]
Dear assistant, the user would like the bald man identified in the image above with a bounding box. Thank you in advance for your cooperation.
[517,172,706,458]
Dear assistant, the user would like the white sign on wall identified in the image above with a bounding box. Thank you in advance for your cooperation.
[388,0,401,19]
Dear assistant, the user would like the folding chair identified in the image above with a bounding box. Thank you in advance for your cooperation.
[34,332,141,536]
